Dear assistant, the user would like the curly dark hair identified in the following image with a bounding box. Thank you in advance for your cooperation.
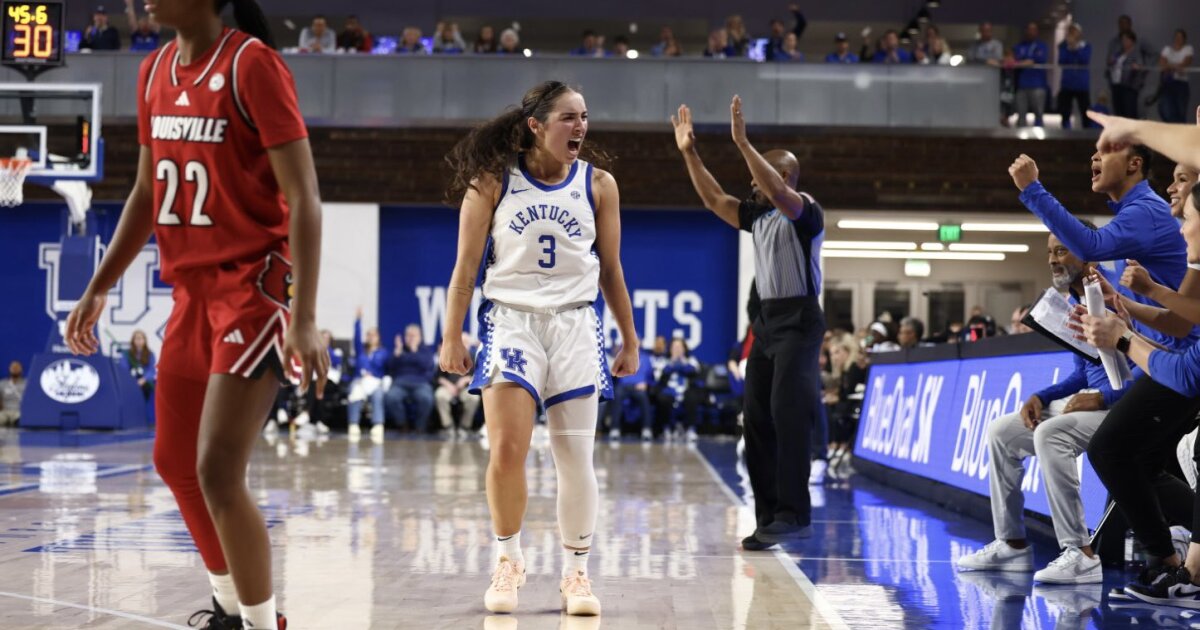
[444,80,612,205]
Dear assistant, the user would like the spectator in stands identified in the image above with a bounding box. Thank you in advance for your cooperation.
[897,317,925,349]
[570,30,605,57]
[661,38,682,57]
[1158,30,1194,123]
[774,33,803,62]
[652,26,681,56]
[824,333,865,470]
[1086,92,1111,128]
[968,22,1003,64]
[918,31,952,65]
[385,324,436,434]
[607,344,655,441]
[337,15,374,53]
[119,329,156,401]
[725,14,750,57]
[655,338,704,442]
[1058,23,1092,130]
[433,21,466,54]
[1106,15,1154,88]
[610,35,631,59]
[872,30,913,64]
[956,229,1137,584]
[1010,305,1033,334]
[302,329,342,435]
[348,309,388,440]
[1109,31,1147,118]
[1014,22,1049,128]
[964,314,997,341]
[399,27,428,55]
[825,32,858,64]
[81,6,120,50]
[765,4,807,61]
[299,15,335,54]
[916,25,950,64]
[866,321,899,352]
[650,335,668,383]
[473,25,497,54]
[497,28,521,55]
[435,333,479,439]
[990,46,1019,127]
[0,361,25,426]
[704,28,731,59]
[123,0,159,51]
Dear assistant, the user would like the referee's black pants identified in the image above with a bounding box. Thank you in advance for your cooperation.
[743,296,826,528]
[1087,375,1200,559]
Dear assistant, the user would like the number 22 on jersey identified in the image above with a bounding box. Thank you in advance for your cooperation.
[156,158,214,226]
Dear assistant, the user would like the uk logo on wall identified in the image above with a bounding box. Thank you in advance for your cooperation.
[38,240,174,358]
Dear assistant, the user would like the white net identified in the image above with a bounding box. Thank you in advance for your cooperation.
[0,156,32,207]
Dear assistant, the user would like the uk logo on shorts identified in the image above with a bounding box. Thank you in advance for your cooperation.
[500,347,528,375]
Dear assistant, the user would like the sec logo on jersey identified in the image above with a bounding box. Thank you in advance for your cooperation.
[256,251,293,311]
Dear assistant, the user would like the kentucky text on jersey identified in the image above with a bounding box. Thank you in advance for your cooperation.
[507,204,584,238]
[149,115,230,143]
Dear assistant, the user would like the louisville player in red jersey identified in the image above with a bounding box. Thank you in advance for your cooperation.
[63,1,327,628]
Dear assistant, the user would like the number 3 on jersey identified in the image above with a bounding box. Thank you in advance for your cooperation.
[156,159,213,226]
[538,234,556,269]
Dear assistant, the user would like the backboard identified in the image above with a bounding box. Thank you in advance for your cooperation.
[0,82,102,183]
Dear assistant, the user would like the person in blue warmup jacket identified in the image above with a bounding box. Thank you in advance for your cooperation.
[1058,23,1091,129]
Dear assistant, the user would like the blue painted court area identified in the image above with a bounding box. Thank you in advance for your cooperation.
[696,440,1200,630]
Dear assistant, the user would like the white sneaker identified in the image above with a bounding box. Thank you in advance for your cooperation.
[294,411,310,426]
[956,539,1034,572]
[348,423,361,439]
[369,424,385,442]
[275,408,288,424]
[485,557,526,613]
[809,460,828,485]
[263,419,279,437]
[315,421,330,434]
[1034,547,1102,584]
[560,570,601,616]
[641,428,653,442]
[685,428,698,442]
[609,428,621,440]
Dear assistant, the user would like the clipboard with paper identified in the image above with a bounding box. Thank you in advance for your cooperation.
[1021,286,1102,365]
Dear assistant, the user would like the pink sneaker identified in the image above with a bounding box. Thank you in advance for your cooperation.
[560,570,601,616]
[484,557,526,613]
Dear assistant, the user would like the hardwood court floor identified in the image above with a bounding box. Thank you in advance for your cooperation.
[0,429,837,630]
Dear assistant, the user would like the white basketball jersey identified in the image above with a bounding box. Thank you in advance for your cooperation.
[482,156,600,310]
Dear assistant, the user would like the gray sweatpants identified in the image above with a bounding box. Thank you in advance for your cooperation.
[1015,87,1046,127]
[987,397,1107,549]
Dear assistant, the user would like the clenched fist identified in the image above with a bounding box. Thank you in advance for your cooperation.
[1008,154,1040,192]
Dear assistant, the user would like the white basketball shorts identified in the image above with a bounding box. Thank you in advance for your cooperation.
[468,301,613,408]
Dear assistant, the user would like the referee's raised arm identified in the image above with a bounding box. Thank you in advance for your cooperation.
[671,104,741,228]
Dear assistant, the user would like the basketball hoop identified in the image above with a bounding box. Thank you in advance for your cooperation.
[0,155,33,207]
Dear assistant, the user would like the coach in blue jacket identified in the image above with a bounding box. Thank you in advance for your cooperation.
[1012,146,1200,599]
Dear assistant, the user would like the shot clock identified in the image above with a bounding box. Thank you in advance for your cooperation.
[2,1,64,68]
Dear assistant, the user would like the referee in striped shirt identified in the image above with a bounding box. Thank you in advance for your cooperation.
[673,96,826,549]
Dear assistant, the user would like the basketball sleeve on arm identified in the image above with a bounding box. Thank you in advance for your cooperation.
[234,44,308,149]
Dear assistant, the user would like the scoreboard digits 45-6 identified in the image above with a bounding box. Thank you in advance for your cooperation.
[1,0,63,67]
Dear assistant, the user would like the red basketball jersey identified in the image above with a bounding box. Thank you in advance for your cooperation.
[137,28,308,283]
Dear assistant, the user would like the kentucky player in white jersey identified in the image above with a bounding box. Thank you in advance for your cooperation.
[440,81,639,618]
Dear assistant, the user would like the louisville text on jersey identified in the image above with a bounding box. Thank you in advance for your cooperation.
[150,115,230,144]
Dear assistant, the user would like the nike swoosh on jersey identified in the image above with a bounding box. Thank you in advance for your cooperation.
[510,188,530,194]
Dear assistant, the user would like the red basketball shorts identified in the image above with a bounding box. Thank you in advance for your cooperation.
[157,250,294,383]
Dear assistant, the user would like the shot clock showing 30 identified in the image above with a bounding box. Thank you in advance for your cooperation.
[2,0,63,67]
